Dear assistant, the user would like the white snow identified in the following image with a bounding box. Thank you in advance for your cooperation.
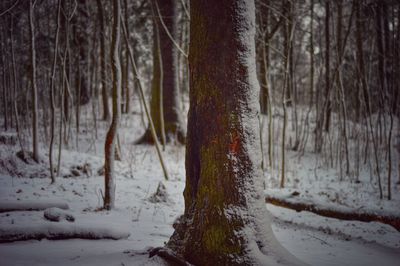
[0,221,130,243]
[0,98,399,265]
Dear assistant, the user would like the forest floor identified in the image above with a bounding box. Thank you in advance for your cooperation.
[0,102,399,265]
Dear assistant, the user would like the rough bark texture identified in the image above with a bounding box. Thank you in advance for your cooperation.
[162,1,303,265]
[137,0,185,144]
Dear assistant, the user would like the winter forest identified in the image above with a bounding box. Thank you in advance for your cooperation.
[0,0,399,265]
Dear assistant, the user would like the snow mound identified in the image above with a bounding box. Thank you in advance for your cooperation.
[148,182,172,204]
[0,222,130,243]
[44,207,75,222]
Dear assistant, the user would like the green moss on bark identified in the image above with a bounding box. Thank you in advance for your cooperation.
[203,224,241,255]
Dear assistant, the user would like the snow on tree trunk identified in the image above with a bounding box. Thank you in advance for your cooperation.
[103,0,121,210]
[164,1,305,265]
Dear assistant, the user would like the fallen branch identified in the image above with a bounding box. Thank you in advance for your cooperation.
[265,195,400,232]
[0,201,69,213]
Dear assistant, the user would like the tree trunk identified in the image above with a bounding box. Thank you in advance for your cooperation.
[121,17,170,181]
[72,1,90,106]
[0,29,7,131]
[136,0,185,145]
[96,0,111,121]
[104,0,121,210]
[157,1,304,265]
[123,0,131,114]
[309,0,314,108]
[29,0,39,162]
[324,0,331,132]
[257,0,270,115]
[49,0,62,184]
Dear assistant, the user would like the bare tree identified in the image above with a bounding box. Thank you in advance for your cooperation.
[104,0,121,210]
[96,0,110,121]
[29,0,39,162]
[136,0,185,145]
[49,0,61,184]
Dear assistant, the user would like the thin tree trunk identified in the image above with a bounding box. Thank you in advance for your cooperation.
[49,0,61,184]
[324,0,331,132]
[0,31,7,131]
[96,0,110,121]
[375,3,385,199]
[104,0,121,210]
[122,0,130,114]
[29,0,39,162]
[309,0,314,108]
[121,13,170,181]
[10,15,24,154]
[152,3,167,148]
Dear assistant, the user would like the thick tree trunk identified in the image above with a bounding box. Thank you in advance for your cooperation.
[157,1,304,265]
[137,0,185,145]
[104,0,121,210]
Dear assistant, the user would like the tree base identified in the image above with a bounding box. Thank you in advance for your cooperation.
[149,247,189,266]
[134,128,185,145]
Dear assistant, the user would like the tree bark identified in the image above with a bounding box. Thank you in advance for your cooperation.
[157,1,304,265]
[72,1,90,106]
[121,17,170,181]
[49,0,62,184]
[96,0,111,121]
[104,0,121,210]
[324,0,331,132]
[136,0,185,145]
[29,0,39,162]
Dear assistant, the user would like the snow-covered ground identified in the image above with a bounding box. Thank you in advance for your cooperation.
[0,102,399,265]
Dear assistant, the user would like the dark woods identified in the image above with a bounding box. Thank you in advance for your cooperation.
[0,0,399,200]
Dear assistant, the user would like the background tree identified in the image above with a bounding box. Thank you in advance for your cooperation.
[29,0,39,162]
[96,0,110,121]
[136,0,185,145]
[103,0,121,210]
